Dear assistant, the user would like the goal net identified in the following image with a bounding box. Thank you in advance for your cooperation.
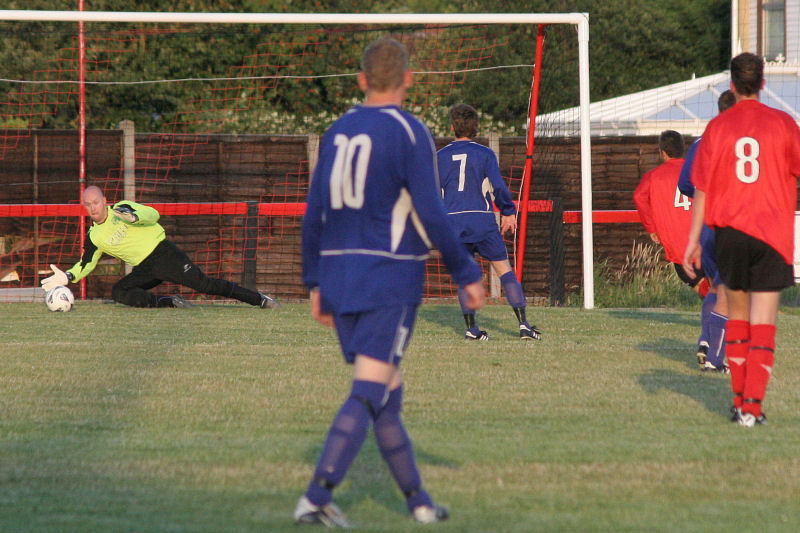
[0,11,592,306]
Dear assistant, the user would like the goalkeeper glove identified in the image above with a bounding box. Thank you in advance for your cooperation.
[41,264,72,292]
[113,205,138,223]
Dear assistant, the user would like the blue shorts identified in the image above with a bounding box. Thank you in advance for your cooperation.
[700,225,721,285]
[334,305,418,365]
[464,230,509,262]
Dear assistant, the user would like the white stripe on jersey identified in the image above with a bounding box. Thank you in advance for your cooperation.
[391,188,433,252]
[448,210,496,215]
[320,248,430,261]
[409,205,433,249]
[482,176,494,211]
[380,108,416,144]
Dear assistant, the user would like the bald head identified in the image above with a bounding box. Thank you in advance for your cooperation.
[83,186,108,223]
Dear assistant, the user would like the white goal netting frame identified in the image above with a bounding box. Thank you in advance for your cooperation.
[0,10,595,308]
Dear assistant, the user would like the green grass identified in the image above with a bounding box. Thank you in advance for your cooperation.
[2,301,800,532]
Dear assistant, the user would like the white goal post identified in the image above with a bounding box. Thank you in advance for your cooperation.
[0,10,594,309]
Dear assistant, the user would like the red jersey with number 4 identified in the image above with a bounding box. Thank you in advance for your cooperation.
[633,158,691,264]
[693,99,800,264]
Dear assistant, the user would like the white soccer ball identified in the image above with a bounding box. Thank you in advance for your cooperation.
[45,286,74,312]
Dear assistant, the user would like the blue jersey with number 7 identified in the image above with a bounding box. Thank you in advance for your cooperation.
[438,140,516,243]
[302,104,482,314]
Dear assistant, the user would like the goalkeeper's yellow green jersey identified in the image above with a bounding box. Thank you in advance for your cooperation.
[66,201,165,282]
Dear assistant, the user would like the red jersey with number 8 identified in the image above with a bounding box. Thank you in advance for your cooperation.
[692,99,800,264]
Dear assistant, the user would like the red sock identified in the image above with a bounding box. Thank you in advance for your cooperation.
[742,324,776,417]
[697,277,710,298]
[725,320,750,409]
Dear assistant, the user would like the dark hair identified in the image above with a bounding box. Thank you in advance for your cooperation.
[718,89,736,113]
[659,130,684,159]
[360,37,408,92]
[730,53,764,97]
[450,103,478,138]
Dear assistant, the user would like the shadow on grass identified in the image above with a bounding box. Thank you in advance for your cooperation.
[301,431,459,520]
[606,308,699,327]
[419,304,510,338]
[637,336,731,417]
[637,337,697,370]
[638,368,731,417]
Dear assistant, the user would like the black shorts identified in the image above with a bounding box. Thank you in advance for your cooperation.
[673,262,704,287]
[715,227,794,292]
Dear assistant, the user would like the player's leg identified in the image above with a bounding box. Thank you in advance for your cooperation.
[110,262,168,307]
[737,241,788,425]
[719,227,792,426]
[299,358,389,526]
[480,233,540,340]
[699,225,728,371]
[705,283,729,371]
[459,286,488,340]
[716,227,753,421]
[373,379,448,523]
[740,291,780,424]
[458,243,487,340]
[696,288,716,367]
[723,287,750,419]
[360,307,448,523]
[490,260,540,340]
[297,306,446,524]
[296,312,386,527]
[150,240,276,307]
[673,261,710,365]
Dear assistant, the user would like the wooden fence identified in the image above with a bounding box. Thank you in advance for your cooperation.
[0,129,670,301]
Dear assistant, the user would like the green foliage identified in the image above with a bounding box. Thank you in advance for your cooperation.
[0,0,730,135]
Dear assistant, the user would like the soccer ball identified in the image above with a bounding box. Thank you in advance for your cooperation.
[45,286,74,312]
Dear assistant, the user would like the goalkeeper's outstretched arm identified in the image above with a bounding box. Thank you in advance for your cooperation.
[65,232,102,283]
[112,201,160,225]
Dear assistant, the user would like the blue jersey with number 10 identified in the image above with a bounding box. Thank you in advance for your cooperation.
[302,104,482,315]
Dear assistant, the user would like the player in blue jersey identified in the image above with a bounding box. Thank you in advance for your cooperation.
[678,90,736,372]
[296,37,485,527]
[438,104,541,341]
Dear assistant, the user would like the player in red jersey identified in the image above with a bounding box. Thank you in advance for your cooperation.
[684,52,800,427]
[634,130,707,292]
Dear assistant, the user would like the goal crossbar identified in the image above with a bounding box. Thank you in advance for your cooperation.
[0,11,586,25]
[0,10,594,309]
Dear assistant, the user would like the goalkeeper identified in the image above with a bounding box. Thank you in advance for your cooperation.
[41,185,278,308]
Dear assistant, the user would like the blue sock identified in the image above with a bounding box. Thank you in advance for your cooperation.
[698,292,717,346]
[373,386,433,512]
[457,287,472,315]
[305,380,387,506]
[706,311,727,367]
[500,271,525,309]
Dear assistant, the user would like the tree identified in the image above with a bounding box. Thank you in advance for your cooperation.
[0,0,731,134]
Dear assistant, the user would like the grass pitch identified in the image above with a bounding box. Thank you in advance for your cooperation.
[2,301,800,532]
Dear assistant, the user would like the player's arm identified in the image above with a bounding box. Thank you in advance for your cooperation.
[632,172,656,234]
[112,201,160,225]
[486,152,517,234]
[677,140,700,198]
[301,148,327,291]
[683,188,705,279]
[309,287,333,328]
[43,230,102,290]
[65,231,102,283]
[301,148,333,325]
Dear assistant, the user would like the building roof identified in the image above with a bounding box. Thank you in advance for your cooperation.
[537,63,800,137]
